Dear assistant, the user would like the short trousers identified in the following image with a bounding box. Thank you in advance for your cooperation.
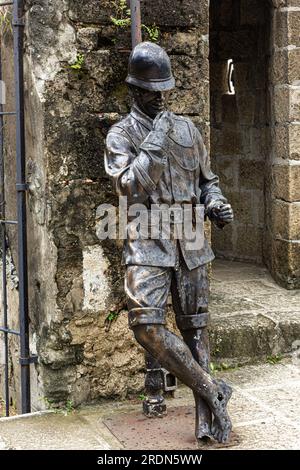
[125,248,209,330]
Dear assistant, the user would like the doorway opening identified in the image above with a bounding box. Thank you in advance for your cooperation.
[209,0,271,264]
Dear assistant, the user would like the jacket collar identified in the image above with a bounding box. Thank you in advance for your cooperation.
[131,105,153,131]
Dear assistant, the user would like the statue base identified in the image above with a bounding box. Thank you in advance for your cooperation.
[143,398,167,418]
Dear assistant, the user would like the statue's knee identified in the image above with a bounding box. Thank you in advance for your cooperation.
[176,311,209,331]
[132,324,162,347]
[128,307,166,349]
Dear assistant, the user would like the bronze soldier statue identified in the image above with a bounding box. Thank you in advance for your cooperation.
[105,42,234,444]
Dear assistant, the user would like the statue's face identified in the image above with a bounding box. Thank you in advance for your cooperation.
[131,87,170,119]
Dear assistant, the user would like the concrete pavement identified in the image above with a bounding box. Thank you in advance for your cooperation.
[0,359,299,450]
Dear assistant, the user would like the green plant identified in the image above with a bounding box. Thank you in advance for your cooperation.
[111,0,160,42]
[267,354,283,365]
[106,311,119,322]
[64,400,75,415]
[43,396,57,412]
[69,53,85,71]
[210,362,236,373]
[138,393,147,401]
[104,310,120,332]
[43,397,75,415]
[142,24,159,43]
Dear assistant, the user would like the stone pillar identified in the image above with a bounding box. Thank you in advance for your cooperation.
[265,0,300,288]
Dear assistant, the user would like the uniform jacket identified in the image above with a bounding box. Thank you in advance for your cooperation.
[105,105,226,270]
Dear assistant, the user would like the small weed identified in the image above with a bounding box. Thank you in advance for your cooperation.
[64,400,75,415]
[69,53,85,71]
[138,393,147,401]
[43,396,58,412]
[104,310,120,332]
[111,0,160,43]
[142,24,159,43]
[267,354,283,365]
[106,311,119,322]
[43,397,75,415]
[111,16,131,29]
[210,362,236,373]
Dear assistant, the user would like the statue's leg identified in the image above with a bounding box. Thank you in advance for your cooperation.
[171,261,212,443]
[125,264,171,417]
[143,351,166,417]
[125,265,232,444]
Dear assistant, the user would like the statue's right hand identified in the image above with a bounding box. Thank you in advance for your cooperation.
[153,111,174,134]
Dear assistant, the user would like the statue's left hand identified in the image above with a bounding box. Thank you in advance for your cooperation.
[211,203,234,226]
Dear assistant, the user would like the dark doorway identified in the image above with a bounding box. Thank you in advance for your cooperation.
[209,0,271,264]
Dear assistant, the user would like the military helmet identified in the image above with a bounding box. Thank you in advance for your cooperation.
[126,42,175,92]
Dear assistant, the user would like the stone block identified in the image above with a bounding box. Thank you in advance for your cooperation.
[222,94,239,123]
[188,118,210,149]
[210,127,224,156]
[271,50,287,85]
[77,28,100,50]
[272,48,300,85]
[45,113,110,182]
[272,163,300,202]
[218,30,257,60]
[290,124,300,160]
[271,239,300,289]
[69,0,114,24]
[212,221,235,257]
[273,125,289,159]
[274,86,289,123]
[236,224,263,262]
[239,160,265,190]
[210,93,223,125]
[210,61,228,93]
[219,0,234,27]
[250,127,269,159]
[274,10,288,48]
[288,47,300,85]
[212,156,239,191]
[274,10,300,48]
[222,190,256,226]
[273,85,300,122]
[142,0,209,30]
[274,124,300,160]
[290,86,300,120]
[161,31,199,57]
[287,10,300,47]
[222,127,243,155]
[271,199,300,239]
[237,93,256,125]
[240,0,267,25]
[234,62,251,91]
[168,55,209,115]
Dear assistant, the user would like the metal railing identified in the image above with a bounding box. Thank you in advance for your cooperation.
[0,0,36,417]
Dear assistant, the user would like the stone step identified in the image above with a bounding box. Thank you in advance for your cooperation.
[208,259,300,366]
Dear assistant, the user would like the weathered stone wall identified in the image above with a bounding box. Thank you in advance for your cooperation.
[1,0,210,409]
[264,0,300,288]
[210,0,271,264]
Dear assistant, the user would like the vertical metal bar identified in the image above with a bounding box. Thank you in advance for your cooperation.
[12,0,30,414]
[0,48,10,417]
[130,0,142,48]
